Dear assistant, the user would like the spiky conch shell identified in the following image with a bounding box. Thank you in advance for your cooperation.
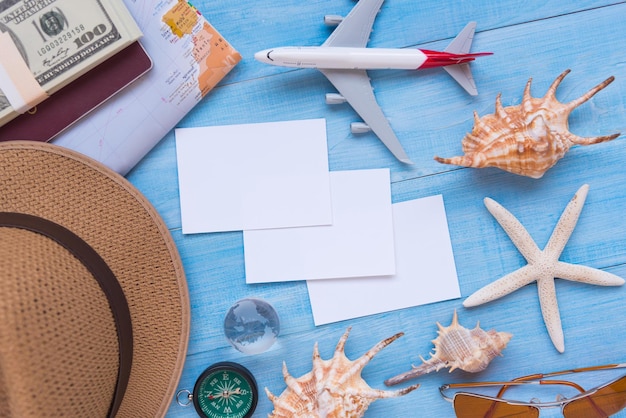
[434,69,620,178]
[265,328,419,418]
[385,311,512,386]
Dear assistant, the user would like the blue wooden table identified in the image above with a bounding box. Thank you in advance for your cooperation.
[125,1,626,416]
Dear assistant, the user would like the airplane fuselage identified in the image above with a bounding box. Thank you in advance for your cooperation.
[255,46,479,71]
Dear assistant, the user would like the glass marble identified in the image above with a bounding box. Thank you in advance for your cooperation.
[223,298,280,355]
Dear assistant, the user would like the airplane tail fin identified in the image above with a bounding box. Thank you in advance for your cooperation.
[445,22,477,55]
[443,22,487,96]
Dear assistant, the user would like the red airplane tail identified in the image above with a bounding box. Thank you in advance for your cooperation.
[420,50,493,69]
[420,22,492,96]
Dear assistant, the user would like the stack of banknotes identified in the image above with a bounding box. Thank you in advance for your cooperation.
[0,0,142,127]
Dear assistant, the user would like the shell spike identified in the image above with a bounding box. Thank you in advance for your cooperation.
[522,77,534,112]
[312,341,321,364]
[281,361,290,378]
[392,383,421,397]
[433,154,480,168]
[473,110,481,125]
[384,359,443,386]
[472,111,490,132]
[282,362,306,396]
[335,326,352,353]
[451,309,460,326]
[265,387,278,402]
[566,75,615,111]
[362,384,421,400]
[361,332,404,362]
[566,131,620,146]
[544,69,571,101]
[495,94,507,118]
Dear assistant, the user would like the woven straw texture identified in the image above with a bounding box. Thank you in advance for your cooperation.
[0,141,190,417]
[0,227,119,416]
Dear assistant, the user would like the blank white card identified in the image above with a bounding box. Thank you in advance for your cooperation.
[244,169,395,283]
[175,119,332,233]
[307,195,460,326]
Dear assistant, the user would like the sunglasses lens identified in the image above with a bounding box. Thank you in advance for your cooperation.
[563,376,626,418]
[454,393,539,418]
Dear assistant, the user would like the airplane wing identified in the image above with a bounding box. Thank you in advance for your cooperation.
[322,0,385,48]
[320,68,412,163]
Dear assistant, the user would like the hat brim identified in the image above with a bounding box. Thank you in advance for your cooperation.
[0,141,190,417]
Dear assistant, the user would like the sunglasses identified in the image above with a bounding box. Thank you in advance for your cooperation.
[439,363,626,417]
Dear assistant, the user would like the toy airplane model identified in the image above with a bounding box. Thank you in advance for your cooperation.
[255,0,492,163]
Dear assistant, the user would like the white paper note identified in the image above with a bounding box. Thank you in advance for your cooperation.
[306,195,460,326]
[175,119,332,233]
[244,169,395,283]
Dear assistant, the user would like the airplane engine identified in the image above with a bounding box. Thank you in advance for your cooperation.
[324,15,343,26]
[351,122,371,134]
[325,93,347,104]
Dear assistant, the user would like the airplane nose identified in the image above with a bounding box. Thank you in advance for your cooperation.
[254,49,273,63]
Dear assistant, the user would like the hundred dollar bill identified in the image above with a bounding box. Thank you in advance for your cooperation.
[0,0,142,127]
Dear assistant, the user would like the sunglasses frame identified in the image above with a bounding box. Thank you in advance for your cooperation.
[439,363,626,417]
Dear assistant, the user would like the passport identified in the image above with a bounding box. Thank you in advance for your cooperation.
[0,41,152,143]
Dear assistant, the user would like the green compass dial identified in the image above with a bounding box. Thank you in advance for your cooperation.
[193,362,258,418]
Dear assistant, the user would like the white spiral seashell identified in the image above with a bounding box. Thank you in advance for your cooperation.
[385,310,512,386]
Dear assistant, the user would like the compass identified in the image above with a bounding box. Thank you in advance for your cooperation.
[191,362,258,418]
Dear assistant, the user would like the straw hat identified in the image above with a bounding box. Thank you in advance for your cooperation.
[0,141,190,417]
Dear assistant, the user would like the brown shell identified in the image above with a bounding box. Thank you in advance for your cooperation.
[265,328,419,418]
[385,311,512,386]
[434,69,620,178]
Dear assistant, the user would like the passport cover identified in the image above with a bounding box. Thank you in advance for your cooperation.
[0,41,152,143]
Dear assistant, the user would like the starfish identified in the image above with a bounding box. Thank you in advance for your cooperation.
[463,184,624,353]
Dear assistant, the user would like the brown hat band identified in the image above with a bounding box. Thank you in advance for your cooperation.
[0,212,133,417]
